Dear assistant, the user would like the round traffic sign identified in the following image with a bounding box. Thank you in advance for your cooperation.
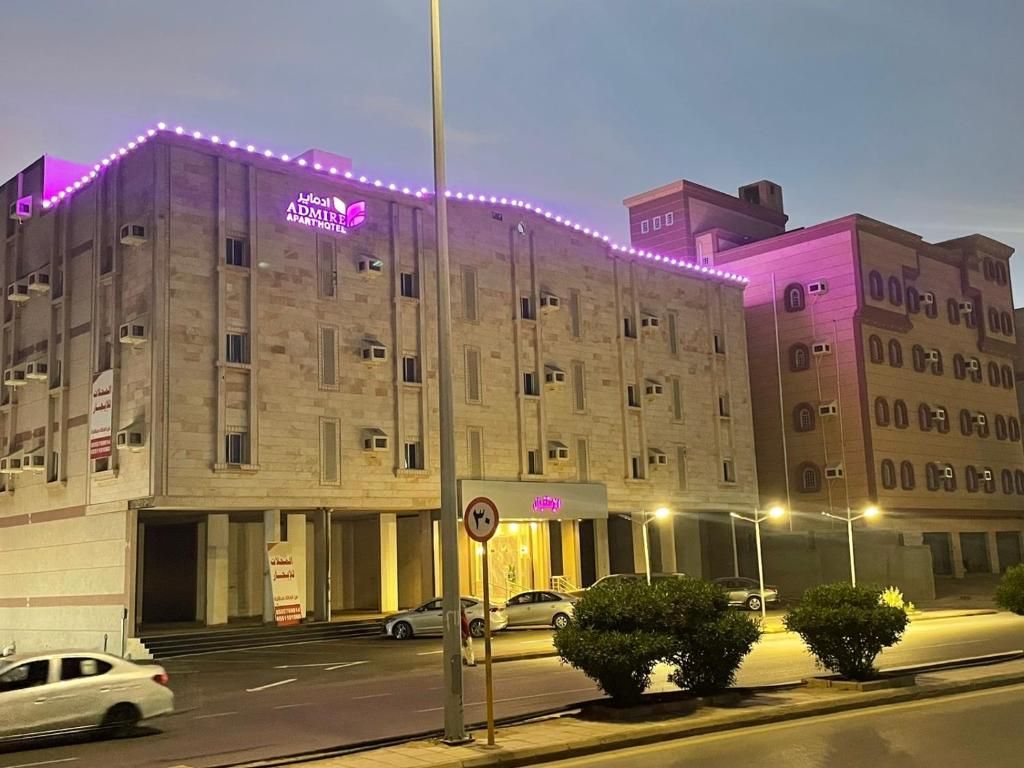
[464,496,500,542]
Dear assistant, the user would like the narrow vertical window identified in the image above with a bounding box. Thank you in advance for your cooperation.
[320,418,339,484]
[319,325,337,388]
[623,316,636,339]
[400,272,419,299]
[468,428,483,479]
[226,236,249,267]
[631,456,643,479]
[722,459,736,483]
[226,332,249,364]
[523,371,539,396]
[403,442,423,470]
[462,266,478,321]
[714,333,726,354]
[465,347,481,403]
[527,450,541,475]
[572,361,586,412]
[317,239,335,297]
[667,312,678,355]
[671,378,683,421]
[676,447,688,490]
[719,393,731,417]
[576,438,590,482]
[520,296,535,320]
[225,431,248,465]
[569,289,582,339]
[402,355,421,383]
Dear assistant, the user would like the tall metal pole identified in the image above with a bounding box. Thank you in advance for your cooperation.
[730,513,739,577]
[641,513,652,585]
[847,515,857,587]
[430,0,466,744]
[754,515,767,623]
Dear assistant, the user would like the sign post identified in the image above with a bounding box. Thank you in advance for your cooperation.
[463,496,499,747]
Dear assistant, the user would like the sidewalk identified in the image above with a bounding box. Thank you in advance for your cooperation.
[247,657,1024,768]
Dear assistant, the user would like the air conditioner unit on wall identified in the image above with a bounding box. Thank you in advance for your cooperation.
[931,407,947,421]
[360,339,387,363]
[982,469,994,481]
[6,282,29,303]
[119,224,147,246]
[641,313,660,330]
[811,341,832,356]
[25,361,48,381]
[357,257,383,275]
[958,300,974,314]
[119,321,148,345]
[116,426,146,450]
[540,292,561,311]
[3,368,26,387]
[362,428,389,452]
[27,272,50,293]
[825,465,845,479]
[807,280,828,295]
[9,196,31,221]
[818,402,838,417]
[973,413,987,427]
[547,441,570,461]
[545,366,566,385]
[645,380,664,397]
[648,448,668,466]
[941,466,954,479]
[920,292,935,306]
[23,454,45,472]
[967,359,981,372]
[925,350,940,363]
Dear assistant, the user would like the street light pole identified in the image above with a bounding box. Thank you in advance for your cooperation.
[730,506,785,623]
[640,507,670,585]
[429,0,466,745]
[823,505,879,588]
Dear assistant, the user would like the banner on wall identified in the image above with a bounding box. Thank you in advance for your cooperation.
[267,542,302,626]
[89,370,114,460]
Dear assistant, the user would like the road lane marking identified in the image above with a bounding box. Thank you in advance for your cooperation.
[352,692,392,700]
[326,661,369,671]
[415,686,596,712]
[4,760,79,768]
[273,661,359,669]
[274,702,315,710]
[417,650,443,656]
[193,711,238,720]
[247,678,296,692]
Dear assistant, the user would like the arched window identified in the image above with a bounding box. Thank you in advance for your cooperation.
[996,415,1007,440]
[893,399,909,428]
[912,345,926,372]
[947,298,961,325]
[798,462,821,493]
[1016,470,1024,495]
[978,413,990,438]
[869,335,884,364]
[1001,365,1014,389]
[965,304,978,328]
[936,405,950,434]
[953,353,966,380]
[888,277,903,306]
[1010,417,1021,442]
[984,467,996,493]
[868,271,884,301]
[997,262,1008,286]
[926,462,941,491]
[1002,469,1014,495]
[983,260,993,281]
[900,461,915,490]
[931,349,943,375]
[924,294,938,319]
[988,362,1000,387]
[989,307,1000,333]
[888,339,903,367]
[969,358,982,383]
[919,403,933,431]
[793,403,816,432]
[784,283,805,312]
[874,397,890,426]
[943,464,956,491]
[1001,312,1013,336]
[960,409,973,436]
[906,287,920,314]
[965,465,979,493]
[881,459,897,489]
[790,343,810,372]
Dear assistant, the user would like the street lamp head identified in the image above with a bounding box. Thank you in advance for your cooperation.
[768,505,785,519]
[729,512,741,519]
[864,505,880,519]
[654,507,671,520]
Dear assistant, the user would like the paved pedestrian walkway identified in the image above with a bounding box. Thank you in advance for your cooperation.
[239,657,1024,768]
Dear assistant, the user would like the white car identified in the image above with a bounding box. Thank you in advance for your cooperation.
[0,650,174,741]
[385,596,509,640]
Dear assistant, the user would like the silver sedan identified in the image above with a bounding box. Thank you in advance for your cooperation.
[385,596,509,640]
[713,577,779,611]
[503,591,576,629]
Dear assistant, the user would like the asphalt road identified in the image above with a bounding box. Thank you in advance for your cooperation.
[537,682,1024,767]
[1,613,1022,768]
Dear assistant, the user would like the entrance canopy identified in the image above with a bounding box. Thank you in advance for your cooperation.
[458,480,608,521]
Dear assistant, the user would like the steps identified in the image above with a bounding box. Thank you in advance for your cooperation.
[139,618,384,658]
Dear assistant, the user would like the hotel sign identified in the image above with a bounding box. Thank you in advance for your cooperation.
[459,480,607,521]
[285,192,367,234]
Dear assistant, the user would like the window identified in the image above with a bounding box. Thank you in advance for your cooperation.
[926,462,941,491]
[984,467,996,493]
[640,219,649,234]
[947,298,961,325]
[0,660,50,693]
[462,267,478,321]
[936,405,950,433]
[790,343,810,372]
[996,415,1008,440]
[404,442,423,470]
[521,296,536,320]
[888,277,903,306]
[671,379,683,421]
[969,358,983,383]
[577,438,590,482]
[978,413,990,438]
[623,316,636,339]
[465,347,481,403]
[893,399,909,428]
[320,418,339,484]
[1002,469,1014,495]
[627,384,640,408]
[523,371,540,397]
[718,393,731,417]
[400,272,419,299]
[226,236,248,267]
[1001,365,1014,389]
[667,312,678,355]
[401,355,421,384]
[794,403,815,432]
[652,215,662,231]
[988,307,1000,333]
[784,283,805,312]
[714,333,726,354]
[965,304,978,328]
[997,262,1008,285]
[918,403,933,431]
[906,287,920,314]
[48,451,60,483]
[226,332,249,364]
[1017,470,1024,495]
[314,240,336,298]
[983,259,993,281]
[959,409,973,436]
[888,339,903,367]
[930,349,943,375]
[924,296,938,319]
[468,428,484,479]
[900,461,915,490]
[966,465,979,493]
[943,465,956,491]
[572,361,586,412]
[798,462,821,493]
[953,354,966,380]
[225,431,248,464]
[874,397,890,426]
[319,325,338,388]
[569,289,582,339]
[869,335,884,364]
[912,345,926,372]
[98,337,112,370]
[1010,417,1021,442]
[676,447,688,490]
[988,362,1000,387]
[868,271,884,300]
[630,455,644,480]
[722,459,736,483]
[665,212,674,226]
[60,657,111,681]
[881,459,897,489]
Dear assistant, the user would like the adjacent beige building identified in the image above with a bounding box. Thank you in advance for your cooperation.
[1,126,758,651]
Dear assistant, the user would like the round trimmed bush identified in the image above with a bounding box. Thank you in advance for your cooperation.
[995,564,1024,614]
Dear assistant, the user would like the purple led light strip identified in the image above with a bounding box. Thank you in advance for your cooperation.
[40,123,748,285]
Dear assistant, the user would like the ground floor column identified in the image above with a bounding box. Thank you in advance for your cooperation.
[419,511,434,602]
[631,514,647,574]
[594,518,611,579]
[206,514,230,626]
[286,513,308,617]
[313,509,331,621]
[380,513,399,613]
[263,509,281,622]
[658,518,677,573]
[950,532,966,579]
[986,532,1001,574]
[560,521,582,588]
[675,514,704,578]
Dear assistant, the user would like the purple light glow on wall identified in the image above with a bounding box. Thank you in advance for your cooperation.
[37,122,747,285]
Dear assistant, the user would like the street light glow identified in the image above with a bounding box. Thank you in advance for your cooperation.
[654,507,670,520]
[768,505,785,519]
[864,505,880,519]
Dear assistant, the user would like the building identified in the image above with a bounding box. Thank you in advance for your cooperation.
[626,180,1024,595]
[0,124,758,652]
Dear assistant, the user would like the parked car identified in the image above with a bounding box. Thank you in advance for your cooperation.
[503,591,577,629]
[385,596,509,640]
[0,650,174,741]
[569,572,688,596]
[713,577,779,611]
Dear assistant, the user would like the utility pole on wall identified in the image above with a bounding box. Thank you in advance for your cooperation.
[429,0,468,745]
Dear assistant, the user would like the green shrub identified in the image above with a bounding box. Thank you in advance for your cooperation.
[667,611,762,695]
[784,583,909,681]
[879,585,915,614]
[995,564,1024,614]
[553,579,672,705]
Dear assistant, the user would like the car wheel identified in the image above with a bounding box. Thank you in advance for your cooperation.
[392,621,413,640]
[469,618,485,638]
[552,613,570,630]
[102,703,141,738]
[745,595,762,612]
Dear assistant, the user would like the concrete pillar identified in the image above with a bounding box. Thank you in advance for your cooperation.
[313,509,331,621]
[675,514,704,579]
[950,532,966,579]
[341,521,357,610]
[631,514,647,574]
[986,531,1001,574]
[263,509,281,622]
[134,522,146,632]
[561,521,582,588]
[594,518,611,579]
[205,514,230,626]
[419,511,434,601]
[658,518,677,573]
[286,513,307,618]
[195,521,207,622]
[379,513,399,613]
